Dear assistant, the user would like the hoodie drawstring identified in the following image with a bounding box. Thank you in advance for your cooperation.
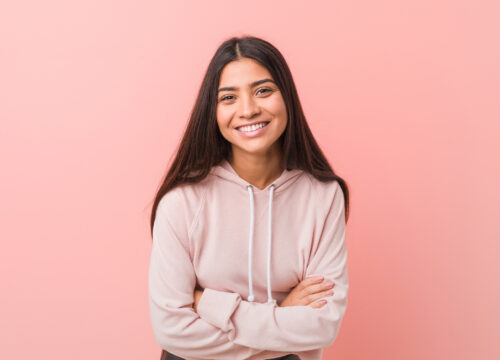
[246,184,275,304]
[267,184,275,303]
[246,185,255,302]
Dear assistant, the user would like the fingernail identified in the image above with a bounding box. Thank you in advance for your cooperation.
[316,276,324,281]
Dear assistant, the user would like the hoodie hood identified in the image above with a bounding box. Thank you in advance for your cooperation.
[210,159,304,303]
[210,159,304,193]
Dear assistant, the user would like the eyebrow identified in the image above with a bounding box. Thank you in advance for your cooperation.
[217,78,276,93]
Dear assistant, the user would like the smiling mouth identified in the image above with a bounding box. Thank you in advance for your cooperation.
[236,121,270,132]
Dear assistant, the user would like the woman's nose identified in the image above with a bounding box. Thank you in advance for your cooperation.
[239,94,260,119]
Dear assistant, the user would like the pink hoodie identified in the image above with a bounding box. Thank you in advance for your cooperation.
[148,159,349,360]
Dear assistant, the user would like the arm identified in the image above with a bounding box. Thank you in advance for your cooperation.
[148,192,270,360]
[196,181,349,352]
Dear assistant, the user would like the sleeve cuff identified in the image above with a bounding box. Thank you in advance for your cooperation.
[197,288,241,331]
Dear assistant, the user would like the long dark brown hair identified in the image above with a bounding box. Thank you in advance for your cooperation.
[150,35,350,236]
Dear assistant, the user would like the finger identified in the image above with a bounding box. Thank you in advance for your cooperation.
[309,300,327,309]
[304,281,335,296]
[304,289,334,304]
[298,275,325,290]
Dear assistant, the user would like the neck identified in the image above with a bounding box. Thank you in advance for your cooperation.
[229,145,284,190]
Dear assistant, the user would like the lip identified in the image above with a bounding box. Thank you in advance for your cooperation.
[235,120,269,130]
[234,121,270,138]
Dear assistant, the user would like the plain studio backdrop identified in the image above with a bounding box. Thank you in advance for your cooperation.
[0,1,498,359]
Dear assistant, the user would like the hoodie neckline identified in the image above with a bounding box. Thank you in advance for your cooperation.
[211,158,303,193]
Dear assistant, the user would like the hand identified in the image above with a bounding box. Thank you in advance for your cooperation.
[279,276,335,308]
[193,287,204,313]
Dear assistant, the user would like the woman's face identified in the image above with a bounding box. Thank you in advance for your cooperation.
[216,57,287,158]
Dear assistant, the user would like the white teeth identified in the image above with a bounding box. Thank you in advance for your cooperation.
[237,122,268,132]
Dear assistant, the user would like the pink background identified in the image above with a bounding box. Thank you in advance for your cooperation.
[1,1,498,359]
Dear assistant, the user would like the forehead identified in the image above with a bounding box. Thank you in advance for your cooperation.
[219,58,273,86]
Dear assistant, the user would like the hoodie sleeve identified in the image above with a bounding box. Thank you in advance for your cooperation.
[196,181,349,352]
[149,190,273,360]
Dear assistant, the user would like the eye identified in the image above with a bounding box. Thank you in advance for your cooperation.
[257,88,272,95]
[219,95,235,102]
[219,88,273,103]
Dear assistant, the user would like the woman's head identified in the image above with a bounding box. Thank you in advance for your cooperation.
[150,35,350,234]
[216,56,287,160]
[179,35,311,168]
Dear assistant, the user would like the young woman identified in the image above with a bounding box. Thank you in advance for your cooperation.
[148,36,350,360]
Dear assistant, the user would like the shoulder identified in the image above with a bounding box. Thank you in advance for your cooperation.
[156,178,210,233]
[158,180,208,211]
[301,172,342,197]
[301,173,345,213]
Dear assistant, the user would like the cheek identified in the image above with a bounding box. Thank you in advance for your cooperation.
[216,107,232,129]
[266,97,287,119]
